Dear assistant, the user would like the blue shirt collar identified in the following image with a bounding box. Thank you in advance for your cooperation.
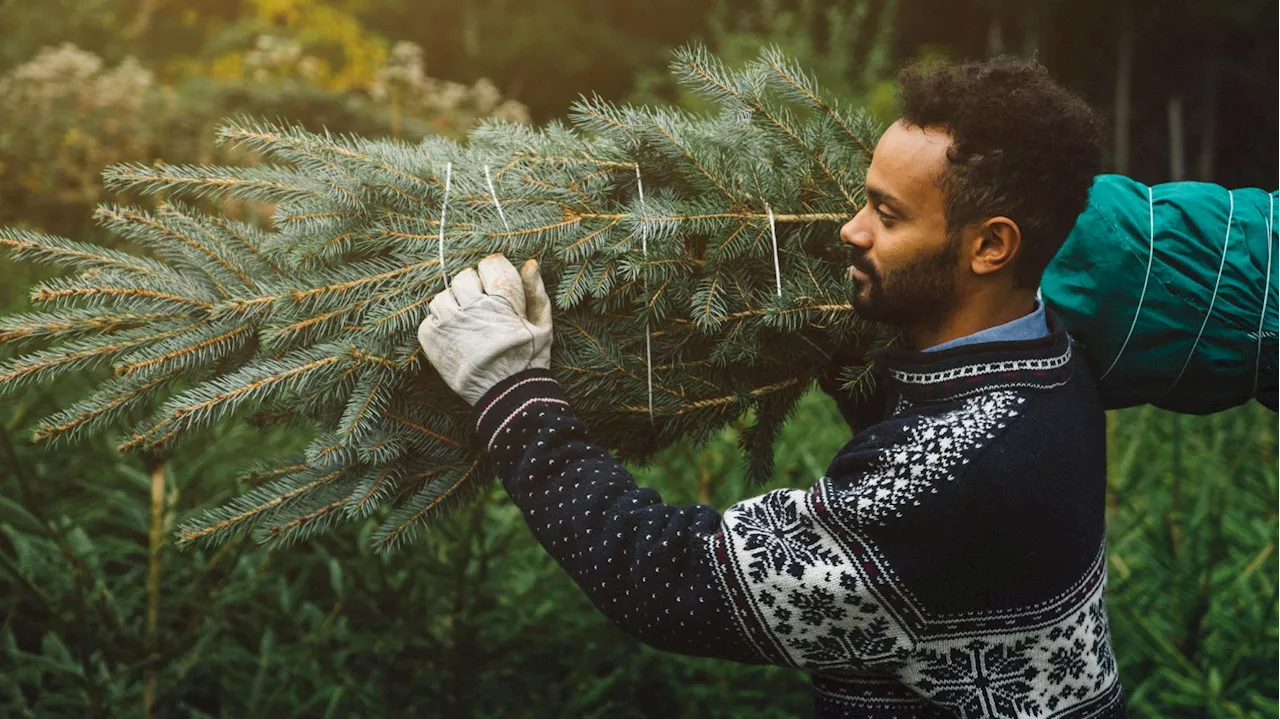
[922,299,1050,353]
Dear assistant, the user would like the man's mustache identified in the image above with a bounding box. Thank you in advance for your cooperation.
[848,253,877,279]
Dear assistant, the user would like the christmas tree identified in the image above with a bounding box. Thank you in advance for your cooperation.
[0,45,889,551]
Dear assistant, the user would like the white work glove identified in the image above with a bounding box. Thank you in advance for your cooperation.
[417,253,553,406]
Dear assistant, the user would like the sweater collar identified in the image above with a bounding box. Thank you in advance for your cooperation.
[868,306,1076,404]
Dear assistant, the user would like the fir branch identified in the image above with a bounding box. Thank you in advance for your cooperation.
[672,45,860,208]
[209,215,291,276]
[103,162,327,204]
[287,259,437,304]
[114,324,253,378]
[384,413,466,447]
[504,153,634,173]
[337,374,389,442]
[0,322,197,393]
[32,285,214,310]
[275,209,360,227]
[567,94,640,134]
[521,177,594,208]
[0,44,884,551]
[94,205,257,291]
[220,117,441,194]
[213,296,276,317]
[0,228,174,276]
[119,349,349,453]
[366,293,433,331]
[260,494,353,547]
[564,211,846,223]
[562,219,622,260]
[347,465,399,518]
[0,310,176,346]
[264,285,403,348]
[241,462,311,486]
[30,369,181,444]
[485,216,583,240]
[175,467,350,547]
[758,46,876,159]
[646,109,741,202]
[619,376,806,415]
[372,458,485,551]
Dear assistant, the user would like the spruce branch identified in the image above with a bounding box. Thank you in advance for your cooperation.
[1,44,887,552]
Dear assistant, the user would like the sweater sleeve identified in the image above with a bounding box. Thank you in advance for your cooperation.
[471,368,917,671]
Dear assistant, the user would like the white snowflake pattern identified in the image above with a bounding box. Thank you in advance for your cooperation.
[843,391,1024,526]
[900,581,1120,718]
[719,488,913,670]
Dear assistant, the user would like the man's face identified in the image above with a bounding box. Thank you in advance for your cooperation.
[839,120,959,328]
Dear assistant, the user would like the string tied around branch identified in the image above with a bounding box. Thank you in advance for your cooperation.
[635,163,654,424]
[484,165,511,232]
[437,162,453,290]
[765,202,782,297]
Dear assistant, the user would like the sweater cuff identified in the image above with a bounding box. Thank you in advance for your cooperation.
[470,367,570,451]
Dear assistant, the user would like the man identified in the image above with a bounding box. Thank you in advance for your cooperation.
[418,56,1124,718]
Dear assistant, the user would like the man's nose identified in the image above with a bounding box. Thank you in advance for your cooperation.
[839,206,873,250]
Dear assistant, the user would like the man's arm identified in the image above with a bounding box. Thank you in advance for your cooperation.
[419,254,915,669]
[471,367,916,671]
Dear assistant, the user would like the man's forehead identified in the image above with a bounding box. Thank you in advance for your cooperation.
[866,121,950,205]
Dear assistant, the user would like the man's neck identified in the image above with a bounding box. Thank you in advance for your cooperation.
[906,292,1039,351]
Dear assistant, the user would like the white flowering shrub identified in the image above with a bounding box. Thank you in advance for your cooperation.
[0,41,528,232]
[0,44,169,215]
[370,41,530,127]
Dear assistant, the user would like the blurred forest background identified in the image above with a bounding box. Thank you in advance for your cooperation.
[0,0,1276,716]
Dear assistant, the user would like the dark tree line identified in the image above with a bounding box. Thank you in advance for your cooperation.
[894,0,1277,187]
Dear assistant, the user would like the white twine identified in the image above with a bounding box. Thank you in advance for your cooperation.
[484,165,511,231]
[438,162,453,289]
[634,164,648,255]
[1254,193,1275,398]
[1165,189,1234,396]
[635,163,654,423]
[1101,185,1156,381]
[766,202,782,297]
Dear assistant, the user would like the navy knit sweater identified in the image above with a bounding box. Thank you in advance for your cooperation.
[470,309,1126,718]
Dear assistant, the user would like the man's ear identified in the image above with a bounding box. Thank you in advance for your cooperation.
[970,217,1022,277]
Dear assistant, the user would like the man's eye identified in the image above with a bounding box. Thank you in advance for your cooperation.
[875,206,895,223]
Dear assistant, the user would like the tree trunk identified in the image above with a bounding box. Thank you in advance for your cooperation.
[1022,0,1043,59]
[849,0,889,71]
[127,0,163,40]
[462,1,482,63]
[1113,0,1134,175]
[1196,48,1219,182]
[143,461,167,719]
[987,14,1004,55]
[1168,95,1186,181]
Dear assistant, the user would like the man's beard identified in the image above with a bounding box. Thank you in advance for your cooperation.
[848,240,959,327]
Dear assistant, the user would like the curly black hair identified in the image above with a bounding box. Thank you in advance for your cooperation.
[898,56,1106,289]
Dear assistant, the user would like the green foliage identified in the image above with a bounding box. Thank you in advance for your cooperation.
[630,0,899,121]
[1105,406,1279,716]
[1,45,888,551]
[0,381,818,718]
[3,380,1275,716]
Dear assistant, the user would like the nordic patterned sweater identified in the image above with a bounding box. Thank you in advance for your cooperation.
[469,308,1126,718]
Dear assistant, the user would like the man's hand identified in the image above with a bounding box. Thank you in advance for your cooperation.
[417,253,552,406]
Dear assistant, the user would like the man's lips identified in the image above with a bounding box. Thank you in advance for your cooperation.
[848,264,872,281]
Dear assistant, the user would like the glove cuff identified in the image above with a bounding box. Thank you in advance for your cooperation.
[471,367,569,452]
